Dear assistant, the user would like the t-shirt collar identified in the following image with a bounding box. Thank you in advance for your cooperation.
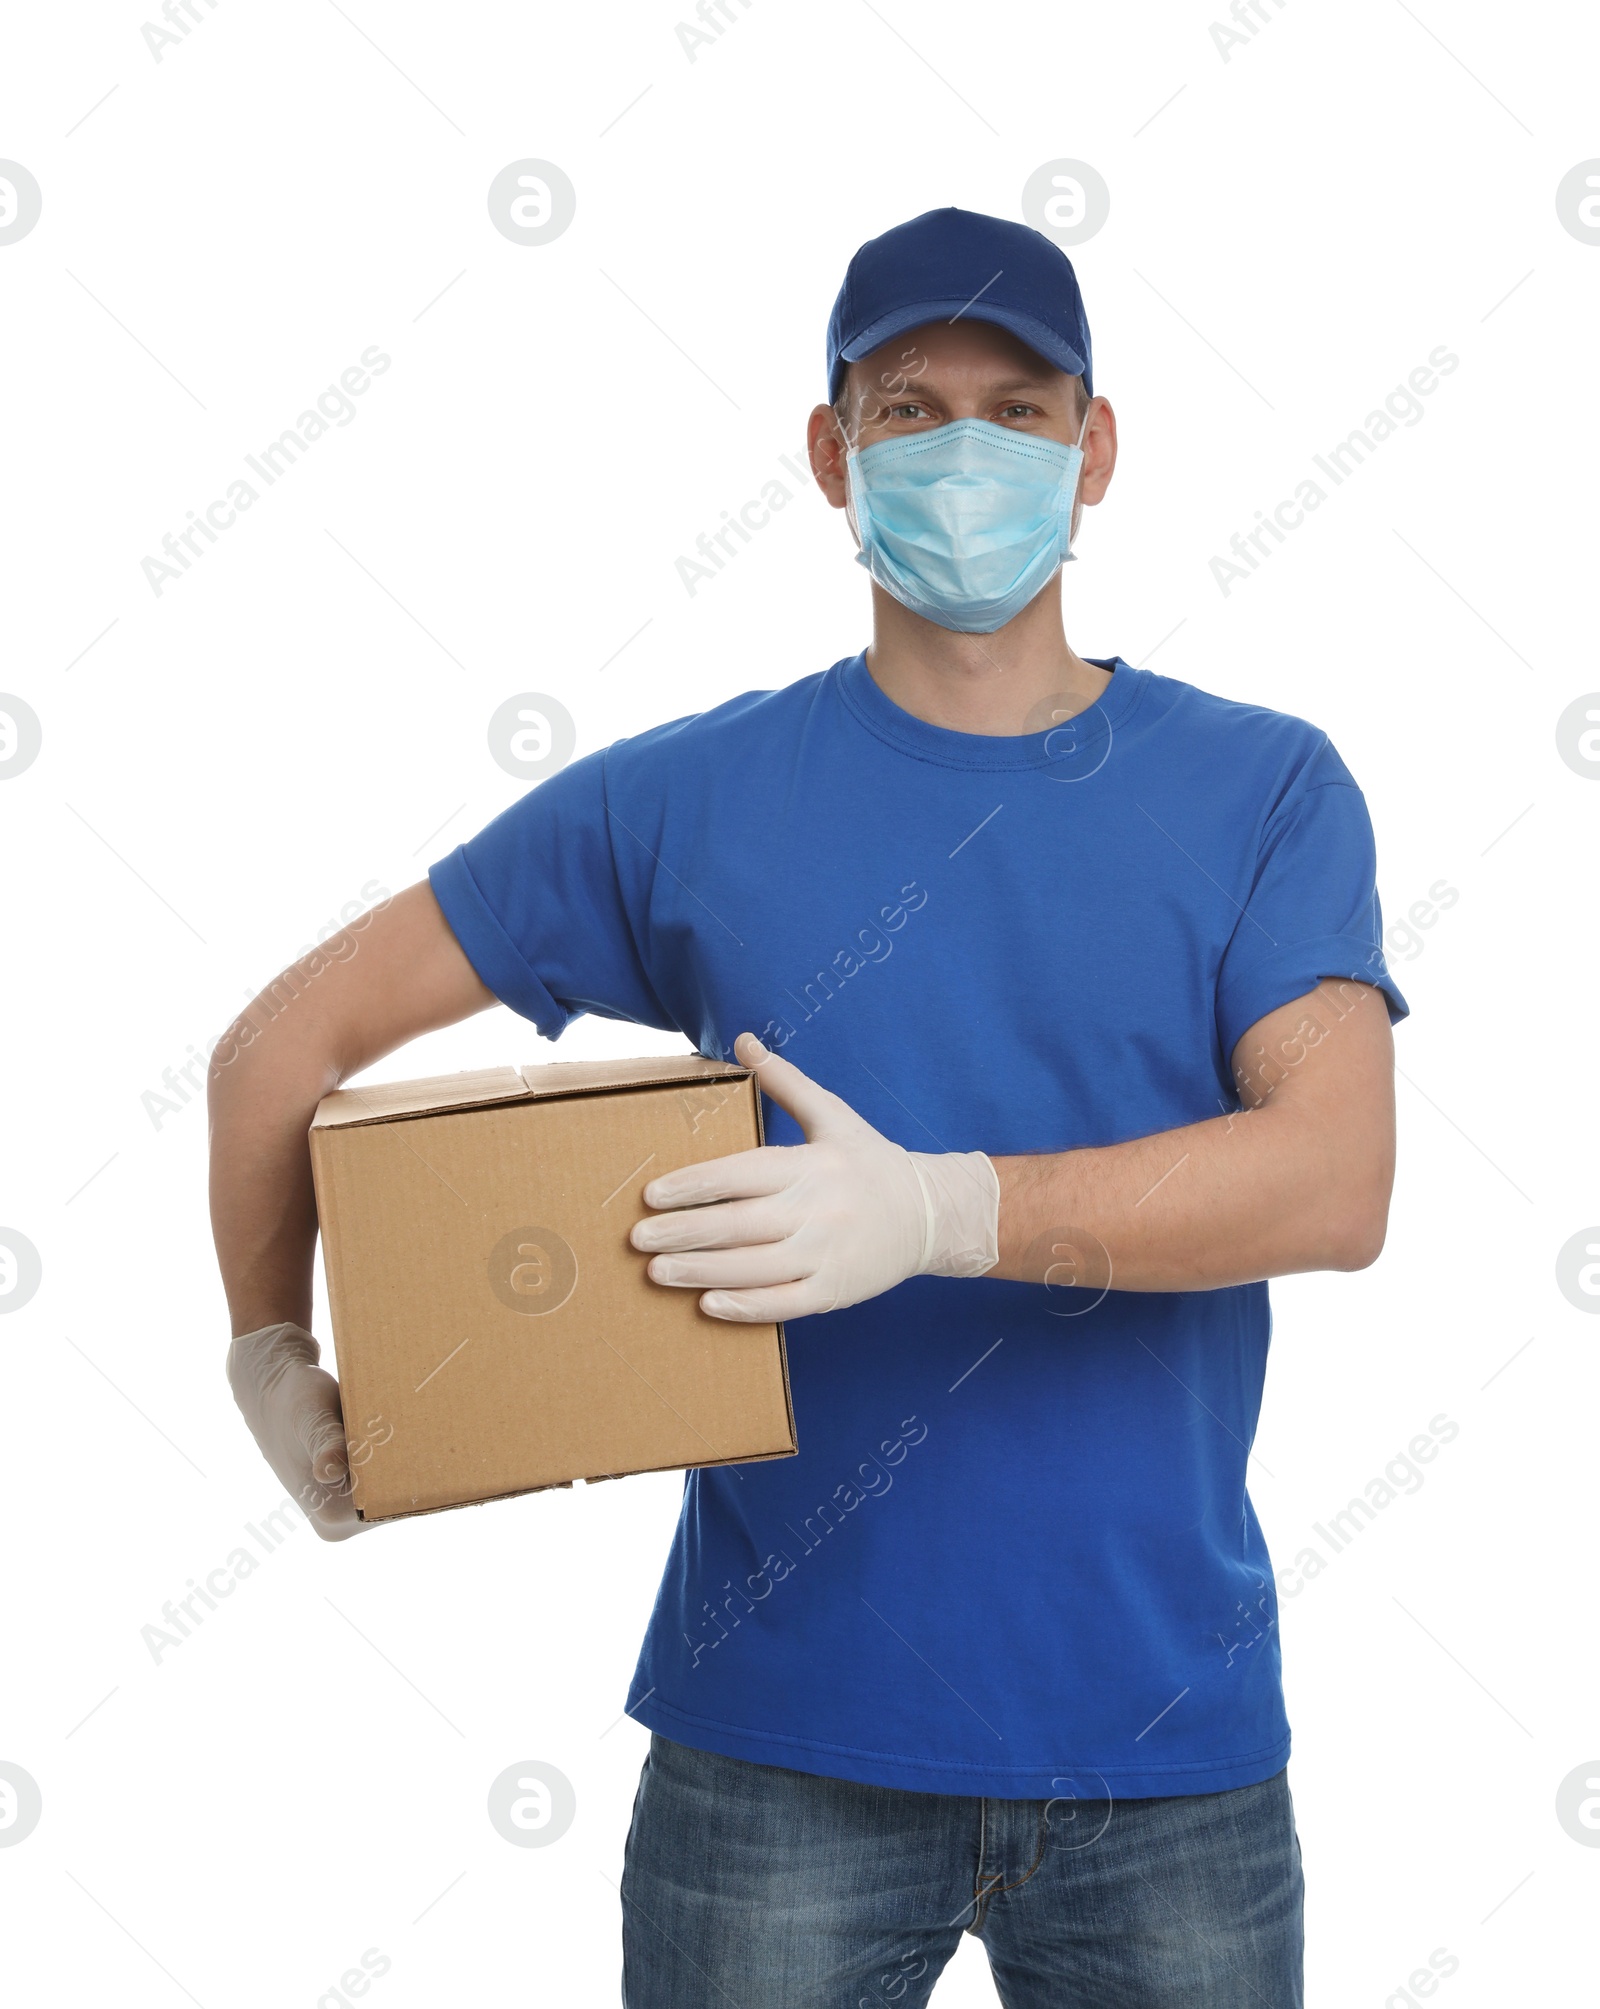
[836,648,1142,771]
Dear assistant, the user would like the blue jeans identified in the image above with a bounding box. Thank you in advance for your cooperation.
[620,1734,1303,2007]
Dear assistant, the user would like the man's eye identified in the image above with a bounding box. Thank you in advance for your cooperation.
[890,403,930,420]
[1001,404,1038,419]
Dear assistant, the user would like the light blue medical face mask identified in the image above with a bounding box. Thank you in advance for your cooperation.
[845,410,1091,634]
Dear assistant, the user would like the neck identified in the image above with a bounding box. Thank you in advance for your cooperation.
[862,576,1111,737]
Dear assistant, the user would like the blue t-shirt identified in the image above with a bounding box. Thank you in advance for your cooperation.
[429,652,1408,1799]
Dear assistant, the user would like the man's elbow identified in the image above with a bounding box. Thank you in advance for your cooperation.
[1323,1190,1391,1272]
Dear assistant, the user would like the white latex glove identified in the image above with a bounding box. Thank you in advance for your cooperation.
[631,1032,999,1322]
[226,1322,367,1541]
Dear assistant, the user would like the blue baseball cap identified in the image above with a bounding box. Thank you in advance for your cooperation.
[826,206,1093,405]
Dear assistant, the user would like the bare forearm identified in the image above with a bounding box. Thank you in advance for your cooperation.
[206,884,496,1340]
[992,979,1397,1292]
[207,1004,337,1336]
[992,1106,1374,1292]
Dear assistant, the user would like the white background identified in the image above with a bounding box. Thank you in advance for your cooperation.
[2,0,1596,2002]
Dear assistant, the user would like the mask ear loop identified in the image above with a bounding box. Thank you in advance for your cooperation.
[840,399,868,555]
[1064,394,1094,555]
[833,384,867,551]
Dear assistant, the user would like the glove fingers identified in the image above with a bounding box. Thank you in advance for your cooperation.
[228,1326,367,1540]
[732,1032,857,1138]
[699,1279,830,1323]
[642,1146,793,1210]
[295,1404,366,1539]
[633,1194,789,1255]
[290,1369,351,1486]
[648,1240,811,1291]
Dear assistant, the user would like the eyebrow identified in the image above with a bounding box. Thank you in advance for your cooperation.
[865,374,1065,405]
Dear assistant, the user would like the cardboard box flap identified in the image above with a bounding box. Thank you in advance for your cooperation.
[312,1054,751,1134]
[311,1066,530,1130]
[515,1054,747,1100]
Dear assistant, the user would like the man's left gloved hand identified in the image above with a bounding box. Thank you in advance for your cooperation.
[631,1031,999,1322]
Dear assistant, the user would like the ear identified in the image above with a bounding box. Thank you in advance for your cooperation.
[1078,396,1117,509]
[806,403,850,511]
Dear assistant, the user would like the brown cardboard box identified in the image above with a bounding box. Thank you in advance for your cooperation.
[309,1054,796,1522]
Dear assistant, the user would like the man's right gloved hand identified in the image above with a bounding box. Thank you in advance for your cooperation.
[226,1322,367,1541]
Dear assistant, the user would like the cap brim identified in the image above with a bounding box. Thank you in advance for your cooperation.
[835,299,1089,400]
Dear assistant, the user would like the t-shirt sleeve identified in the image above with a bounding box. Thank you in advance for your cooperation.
[1214,737,1409,1067]
[427,745,675,1041]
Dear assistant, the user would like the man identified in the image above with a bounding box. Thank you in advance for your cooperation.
[212,207,1406,2006]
